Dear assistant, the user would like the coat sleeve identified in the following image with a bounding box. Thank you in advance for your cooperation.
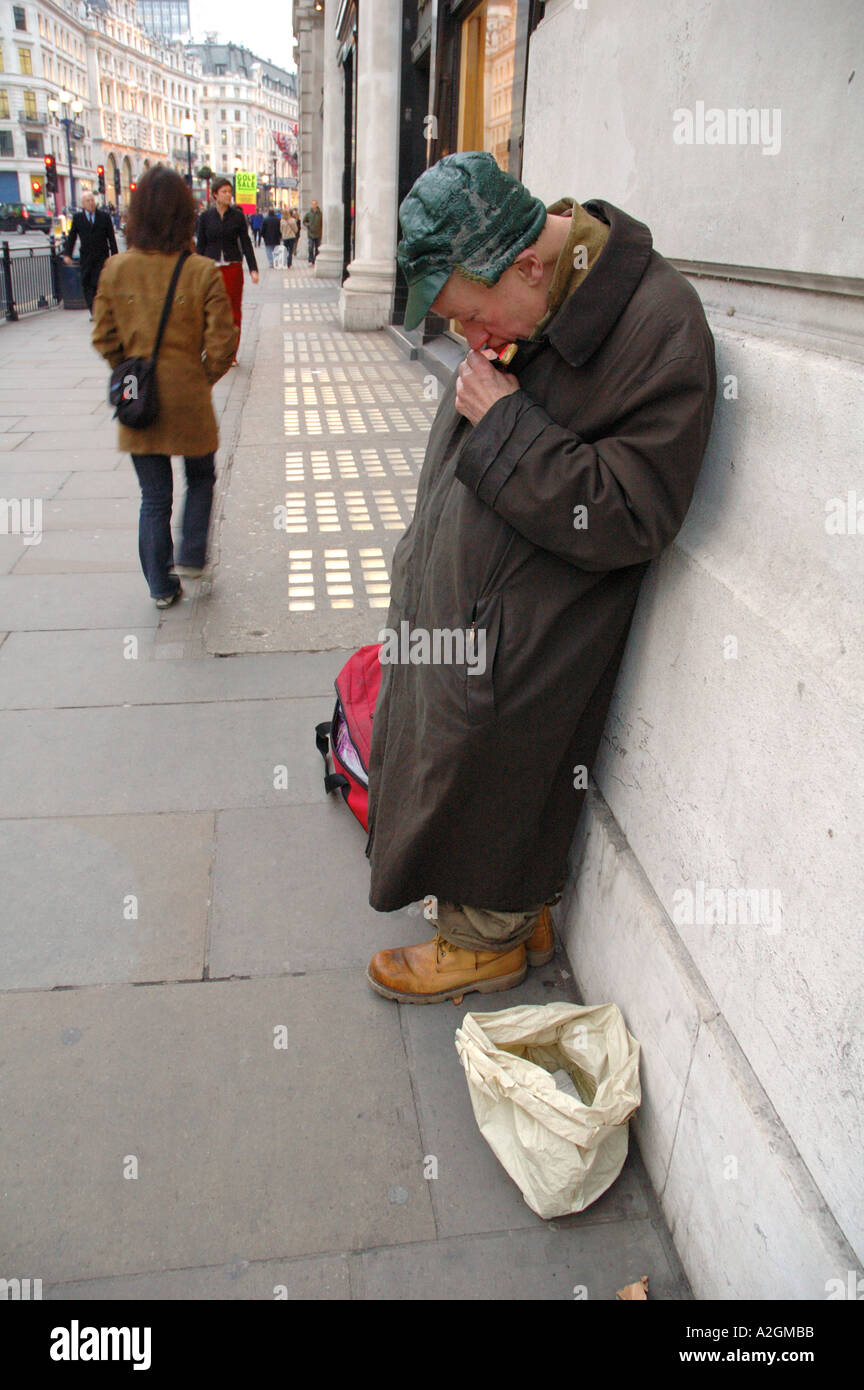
[454,352,716,572]
[64,218,79,259]
[91,276,125,369]
[196,211,207,256]
[105,215,118,256]
[237,213,258,273]
[201,263,239,383]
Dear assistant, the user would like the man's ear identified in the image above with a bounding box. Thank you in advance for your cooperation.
[511,248,544,286]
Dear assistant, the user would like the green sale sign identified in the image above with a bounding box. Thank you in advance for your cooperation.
[234,170,257,209]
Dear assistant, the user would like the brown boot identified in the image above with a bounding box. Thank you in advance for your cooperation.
[525,905,555,966]
[366,933,527,1004]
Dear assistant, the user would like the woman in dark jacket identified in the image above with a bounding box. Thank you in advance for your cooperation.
[196,177,259,359]
[93,166,238,607]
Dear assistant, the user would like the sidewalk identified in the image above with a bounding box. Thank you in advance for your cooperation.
[0,264,691,1300]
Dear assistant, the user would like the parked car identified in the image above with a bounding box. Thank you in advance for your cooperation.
[0,201,53,233]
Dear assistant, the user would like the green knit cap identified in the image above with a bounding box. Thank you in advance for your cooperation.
[397,151,548,330]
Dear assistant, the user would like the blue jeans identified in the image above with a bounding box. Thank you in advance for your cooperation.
[282,237,296,266]
[308,236,320,263]
[265,243,275,267]
[131,453,215,599]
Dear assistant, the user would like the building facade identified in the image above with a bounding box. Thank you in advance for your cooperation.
[0,2,298,217]
[0,0,92,207]
[187,40,298,210]
[295,0,864,1298]
[87,0,201,211]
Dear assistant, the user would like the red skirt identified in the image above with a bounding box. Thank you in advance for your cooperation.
[218,261,244,352]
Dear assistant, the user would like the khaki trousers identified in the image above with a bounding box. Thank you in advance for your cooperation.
[429,894,561,953]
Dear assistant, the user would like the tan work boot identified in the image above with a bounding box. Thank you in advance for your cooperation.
[366,933,527,1004]
[525,905,555,966]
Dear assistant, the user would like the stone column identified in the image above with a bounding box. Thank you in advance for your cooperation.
[296,2,324,223]
[339,0,401,330]
[314,9,346,280]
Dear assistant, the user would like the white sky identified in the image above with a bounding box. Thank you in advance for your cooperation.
[188,0,297,73]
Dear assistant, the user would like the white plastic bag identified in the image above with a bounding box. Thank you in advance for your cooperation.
[454,1001,641,1218]
[273,244,287,269]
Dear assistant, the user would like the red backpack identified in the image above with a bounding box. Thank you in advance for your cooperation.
[315,643,382,831]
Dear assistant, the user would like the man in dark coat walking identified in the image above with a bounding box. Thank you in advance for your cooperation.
[365,151,716,1004]
[261,207,283,267]
[63,191,118,316]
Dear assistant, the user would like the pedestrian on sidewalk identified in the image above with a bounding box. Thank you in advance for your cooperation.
[250,209,263,246]
[196,177,259,362]
[280,208,300,267]
[302,199,322,263]
[92,166,238,608]
[364,150,716,1005]
[63,191,118,318]
[261,207,282,267]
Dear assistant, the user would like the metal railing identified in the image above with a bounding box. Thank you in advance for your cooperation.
[1,238,61,320]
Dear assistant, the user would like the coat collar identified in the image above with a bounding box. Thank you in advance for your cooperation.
[521,200,654,370]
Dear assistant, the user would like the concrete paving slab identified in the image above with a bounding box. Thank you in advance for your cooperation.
[15,431,118,452]
[38,497,138,529]
[0,974,435,1282]
[0,630,346,709]
[356,1220,690,1301]
[209,804,416,977]
[0,696,326,816]
[54,470,139,499]
[0,573,159,629]
[0,533,27,574]
[0,471,71,498]
[46,1251,353,1300]
[0,399,104,417]
[0,434,29,451]
[2,448,124,470]
[0,813,213,989]
[12,527,139,573]
[12,415,120,433]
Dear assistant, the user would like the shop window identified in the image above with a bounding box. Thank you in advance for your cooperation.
[458,0,519,170]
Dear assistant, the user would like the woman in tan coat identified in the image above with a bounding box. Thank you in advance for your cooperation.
[92,165,238,607]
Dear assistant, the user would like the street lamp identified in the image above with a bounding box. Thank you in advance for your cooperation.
[47,90,84,210]
[180,117,195,188]
[272,151,279,207]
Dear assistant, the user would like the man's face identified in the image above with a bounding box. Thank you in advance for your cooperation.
[215,184,233,209]
[82,194,96,213]
[430,253,548,352]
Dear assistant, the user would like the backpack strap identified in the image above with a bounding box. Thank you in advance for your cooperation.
[152,250,190,363]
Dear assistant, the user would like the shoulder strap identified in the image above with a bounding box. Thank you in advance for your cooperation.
[152,250,190,362]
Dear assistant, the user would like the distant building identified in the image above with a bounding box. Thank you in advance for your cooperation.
[187,40,298,208]
[136,0,192,44]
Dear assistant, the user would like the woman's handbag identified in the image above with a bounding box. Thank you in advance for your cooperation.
[108,250,190,428]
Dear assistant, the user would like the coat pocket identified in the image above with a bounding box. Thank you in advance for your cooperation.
[464,589,503,726]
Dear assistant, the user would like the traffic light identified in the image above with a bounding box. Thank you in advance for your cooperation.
[32,179,42,198]
[97,165,105,195]
[43,154,57,194]
[129,181,137,194]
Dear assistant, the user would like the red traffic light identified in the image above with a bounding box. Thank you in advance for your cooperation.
[97,165,104,176]
[44,154,55,168]
[129,181,137,192]
[32,180,42,194]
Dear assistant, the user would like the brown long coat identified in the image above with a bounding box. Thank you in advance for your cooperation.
[92,248,238,456]
[366,200,717,912]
